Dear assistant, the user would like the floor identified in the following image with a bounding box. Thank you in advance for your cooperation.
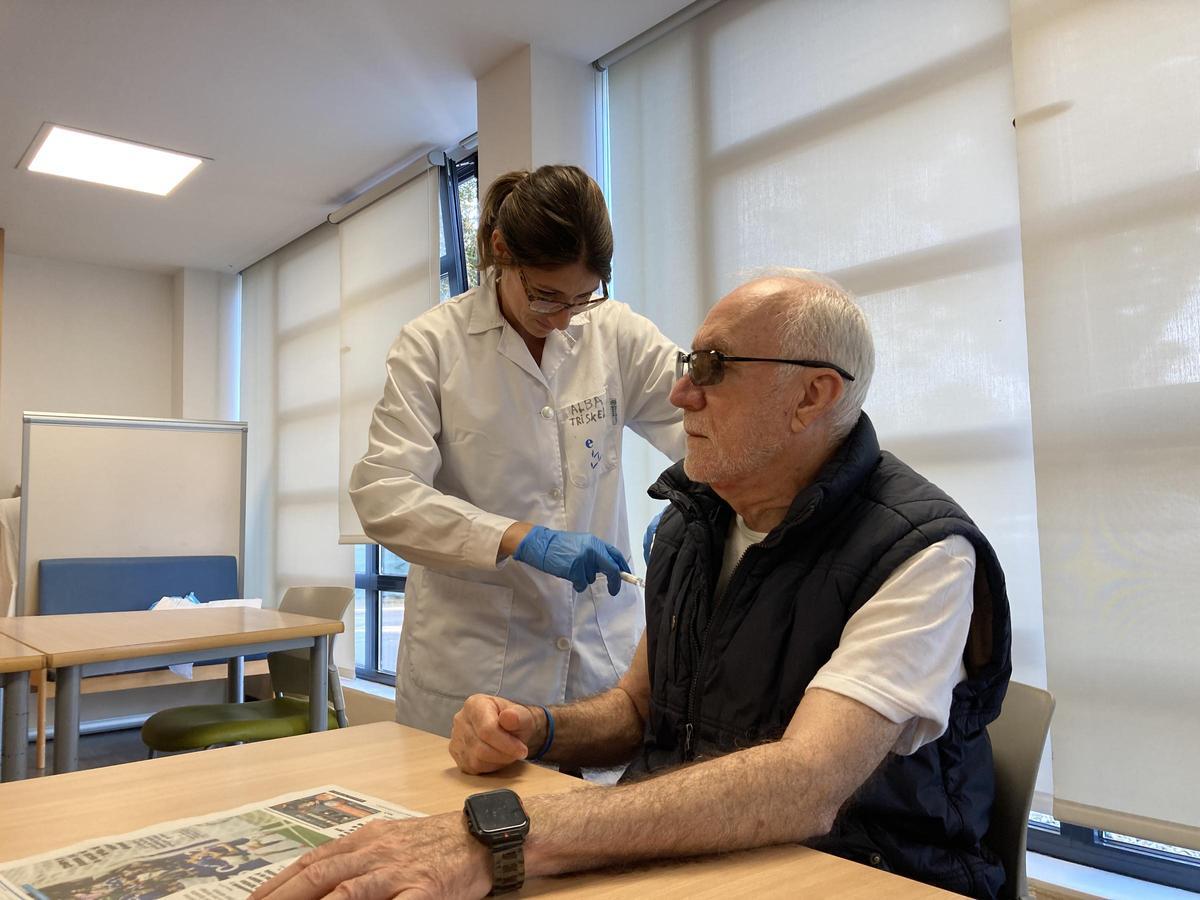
[24,726,156,778]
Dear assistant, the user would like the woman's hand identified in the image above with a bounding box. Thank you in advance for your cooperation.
[512,525,631,594]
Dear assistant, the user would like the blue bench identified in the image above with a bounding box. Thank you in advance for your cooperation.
[38,555,240,614]
[29,554,262,767]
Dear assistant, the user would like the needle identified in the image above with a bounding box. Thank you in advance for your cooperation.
[619,571,646,588]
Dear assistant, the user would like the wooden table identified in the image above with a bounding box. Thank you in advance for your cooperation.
[0,722,956,897]
[0,608,342,776]
[0,634,44,782]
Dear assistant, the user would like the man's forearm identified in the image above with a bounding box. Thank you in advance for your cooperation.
[521,689,903,877]
[532,685,644,769]
[523,741,833,875]
[450,638,651,776]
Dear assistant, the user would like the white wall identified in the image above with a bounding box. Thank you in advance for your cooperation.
[342,683,397,726]
[477,45,599,192]
[0,252,174,491]
[217,273,241,421]
[478,47,535,191]
[2,252,244,728]
[172,267,241,421]
[531,47,598,177]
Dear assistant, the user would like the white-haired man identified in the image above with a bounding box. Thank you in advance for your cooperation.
[253,272,1012,900]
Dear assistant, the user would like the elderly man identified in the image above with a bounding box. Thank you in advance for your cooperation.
[253,272,1011,900]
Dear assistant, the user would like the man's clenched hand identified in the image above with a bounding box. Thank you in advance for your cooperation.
[449,694,543,774]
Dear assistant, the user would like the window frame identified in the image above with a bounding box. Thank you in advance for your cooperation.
[354,544,405,686]
[438,152,477,296]
[1027,818,1200,892]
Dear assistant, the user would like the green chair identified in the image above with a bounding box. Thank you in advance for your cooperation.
[984,681,1056,900]
[141,586,354,755]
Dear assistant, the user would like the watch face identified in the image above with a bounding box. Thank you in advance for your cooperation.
[469,790,528,835]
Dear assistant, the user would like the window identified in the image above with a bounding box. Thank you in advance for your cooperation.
[354,151,479,684]
[1027,814,1200,893]
[354,544,408,683]
[438,153,479,299]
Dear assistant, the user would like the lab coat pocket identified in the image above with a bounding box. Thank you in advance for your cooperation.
[559,389,619,488]
[406,568,514,699]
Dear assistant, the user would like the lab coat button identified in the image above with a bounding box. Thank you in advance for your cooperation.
[540,406,554,419]
[555,637,571,651]
[549,487,561,500]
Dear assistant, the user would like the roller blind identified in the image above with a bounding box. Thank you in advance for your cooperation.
[337,169,440,543]
[612,0,1200,850]
[240,224,355,669]
[1010,0,1200,848]
[609,0,1050,792]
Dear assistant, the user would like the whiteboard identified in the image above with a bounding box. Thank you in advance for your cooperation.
[17,413,246,615]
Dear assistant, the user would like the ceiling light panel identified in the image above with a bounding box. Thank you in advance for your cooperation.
[22,124,204,196]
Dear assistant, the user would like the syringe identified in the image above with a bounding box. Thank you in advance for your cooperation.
[619,571,646,588]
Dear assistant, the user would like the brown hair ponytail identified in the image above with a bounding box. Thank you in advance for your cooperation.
[476,165,613,283]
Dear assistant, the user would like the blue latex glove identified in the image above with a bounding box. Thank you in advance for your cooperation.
[513,525,631,595]
[642,510,665,564]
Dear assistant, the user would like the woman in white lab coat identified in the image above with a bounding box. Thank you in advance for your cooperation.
[350,165,685,737]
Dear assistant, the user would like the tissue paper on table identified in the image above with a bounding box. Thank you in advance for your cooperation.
[149,595,265,678]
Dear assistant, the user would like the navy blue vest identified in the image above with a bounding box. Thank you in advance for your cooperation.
[624,415,1011,899]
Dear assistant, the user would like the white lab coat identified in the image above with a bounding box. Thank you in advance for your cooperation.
[350,275,685,736]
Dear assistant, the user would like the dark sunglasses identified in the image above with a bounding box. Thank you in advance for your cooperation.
[676,349,855,386]
[518,268,609,316]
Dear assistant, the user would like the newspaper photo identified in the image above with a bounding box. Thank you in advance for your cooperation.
[0,786,424,900]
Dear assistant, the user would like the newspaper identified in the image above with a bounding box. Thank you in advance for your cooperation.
[0,786,423,900]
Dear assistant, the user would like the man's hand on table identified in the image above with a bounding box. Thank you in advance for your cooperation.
[250,694,547,898]
[248,813,491,900]
[449,693,543,774]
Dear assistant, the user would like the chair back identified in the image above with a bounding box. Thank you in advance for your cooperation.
[985,681,1055,900]
[279,584,355,620]
[269,586,354,727]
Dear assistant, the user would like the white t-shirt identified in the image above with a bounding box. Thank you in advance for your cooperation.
[715,517,975,756]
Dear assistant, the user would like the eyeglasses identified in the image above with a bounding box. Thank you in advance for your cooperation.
[676,349,855,386]
[518,268,609,316]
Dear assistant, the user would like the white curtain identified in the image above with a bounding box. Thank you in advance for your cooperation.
[611,0,1200,849]
[240,170,440,672]
[337,169,440,543]
[610,0,1050,816]
[241,224,356,670]
[1010,0,1200,849]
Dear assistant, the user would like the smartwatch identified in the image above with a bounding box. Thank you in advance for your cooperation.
[463,788,530,895]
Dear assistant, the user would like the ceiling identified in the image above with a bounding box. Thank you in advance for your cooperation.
[0,0,691,274]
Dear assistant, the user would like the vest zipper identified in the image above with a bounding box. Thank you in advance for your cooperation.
[683,544,755,758]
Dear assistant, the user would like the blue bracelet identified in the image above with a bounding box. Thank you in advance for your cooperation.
[529,705,555,761]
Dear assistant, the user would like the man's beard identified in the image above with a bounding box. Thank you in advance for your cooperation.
[683,416,788,485]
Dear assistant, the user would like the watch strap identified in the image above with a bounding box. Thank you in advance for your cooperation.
[489,840,525,895]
